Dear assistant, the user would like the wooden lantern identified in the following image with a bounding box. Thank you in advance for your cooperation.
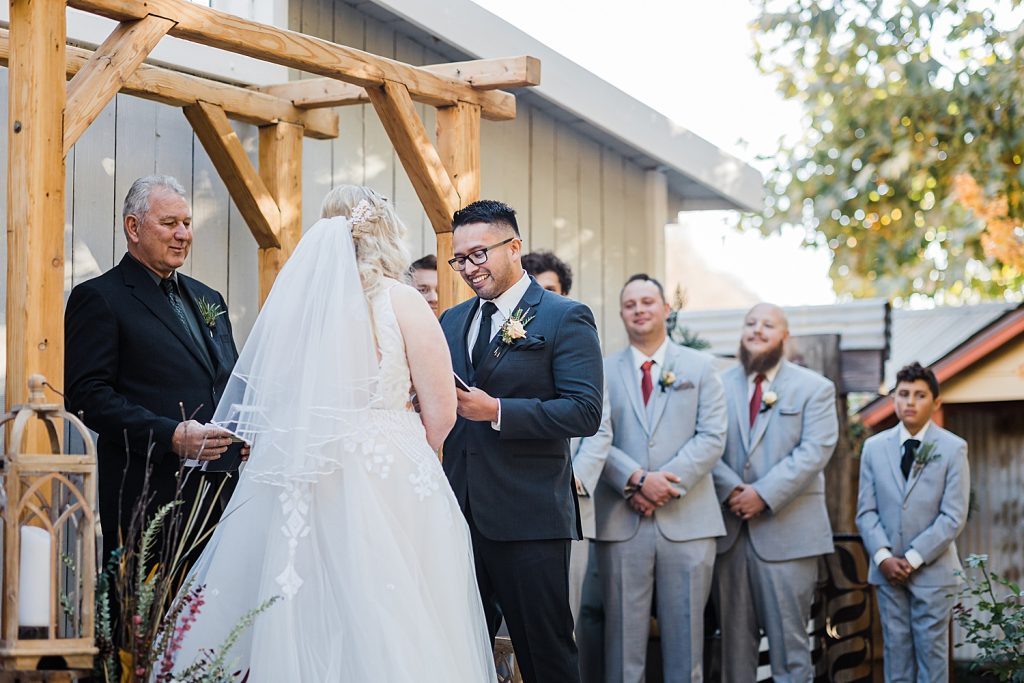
[0,375,98,671]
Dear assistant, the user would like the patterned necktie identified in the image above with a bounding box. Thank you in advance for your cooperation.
[160,278,191,335]
[640,360,654,405]
[749,374,766,427]
[901,438,920,479]
[472,301,498,368]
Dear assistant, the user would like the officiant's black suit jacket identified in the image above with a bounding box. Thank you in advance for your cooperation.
[440,277,604,542]
[64,254,239,550]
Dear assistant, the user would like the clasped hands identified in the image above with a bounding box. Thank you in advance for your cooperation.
[726,484,767,520]
[627,470,682,517]
[879,557,915,586]
[172,420,250,462]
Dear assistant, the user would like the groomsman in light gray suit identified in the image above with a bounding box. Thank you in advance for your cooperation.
[712,303,838,683]
[856,362,969,683]
[590,274,727,683]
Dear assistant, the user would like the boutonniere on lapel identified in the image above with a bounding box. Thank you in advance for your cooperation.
[496,308,535,356]
[196,297,226,334]
[760,391,779,413]
[657,365,691,392]
[911,441,941,477]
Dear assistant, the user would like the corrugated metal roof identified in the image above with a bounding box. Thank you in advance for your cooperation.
[882,302,1018,389]
[673,299,890,356]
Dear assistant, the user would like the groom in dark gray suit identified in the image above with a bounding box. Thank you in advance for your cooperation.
[439,200,604,683]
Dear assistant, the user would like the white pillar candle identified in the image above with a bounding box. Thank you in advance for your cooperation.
[18,525,52,627]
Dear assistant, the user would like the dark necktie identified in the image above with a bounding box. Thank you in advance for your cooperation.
[160,278,192,335]
[749,374,765,427]
[640,360,654,405]
[901,438,920,479]
[472,301,498,368]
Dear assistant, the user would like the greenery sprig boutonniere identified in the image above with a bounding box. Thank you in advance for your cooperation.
[912,441,941,477]
[196,297,226,329]
[496,308,535,356]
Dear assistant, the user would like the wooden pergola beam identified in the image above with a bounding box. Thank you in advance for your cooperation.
[184,101,282,249]
[258,56,541,109]
[67,0,518,121]
[6,0,66,441]
[435,102,483,311]
[257,122,303,305]
[366,80,461,235]
[63,16,174,154]
[0,28,338,139]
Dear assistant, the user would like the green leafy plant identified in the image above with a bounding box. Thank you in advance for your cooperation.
[954,554,1024,681]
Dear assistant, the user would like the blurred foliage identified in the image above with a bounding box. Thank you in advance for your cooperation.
[749,0,1024,303]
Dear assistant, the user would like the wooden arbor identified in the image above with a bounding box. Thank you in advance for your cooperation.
[5,0,539,419]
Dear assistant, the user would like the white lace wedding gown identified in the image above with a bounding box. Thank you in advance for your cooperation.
[169,280,496,681]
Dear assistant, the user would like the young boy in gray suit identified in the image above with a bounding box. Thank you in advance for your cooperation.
[856,362,970,682]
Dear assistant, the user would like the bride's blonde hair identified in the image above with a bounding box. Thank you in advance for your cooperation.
[320,185,411,294]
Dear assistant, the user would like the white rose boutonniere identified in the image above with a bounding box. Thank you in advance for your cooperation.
[760,391,778,413]
[497,308,535,355]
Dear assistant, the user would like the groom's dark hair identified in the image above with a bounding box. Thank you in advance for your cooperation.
[452,200,520,237]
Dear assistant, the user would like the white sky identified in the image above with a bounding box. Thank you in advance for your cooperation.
[470,0,837,306]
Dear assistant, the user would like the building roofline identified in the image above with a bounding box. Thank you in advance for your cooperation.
[364,0,764,213]
[859,305,1024,427]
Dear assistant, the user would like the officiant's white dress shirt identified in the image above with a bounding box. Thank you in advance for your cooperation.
[465,270,532,430]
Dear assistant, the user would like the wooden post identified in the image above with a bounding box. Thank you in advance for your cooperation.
[6,0,67,445]
[435,102,482,312]
[257,122,303,305]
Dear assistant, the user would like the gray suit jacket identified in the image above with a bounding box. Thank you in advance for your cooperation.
[590,342,727,543]
[571,387,612,539]
[712,360,838,561]
[856,423,969,587]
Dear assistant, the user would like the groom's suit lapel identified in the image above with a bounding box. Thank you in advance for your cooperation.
[473,279,544,388]
[455,299,479,382]
[119,255,215,379]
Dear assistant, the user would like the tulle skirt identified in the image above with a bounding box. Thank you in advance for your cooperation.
[169,411,496,682]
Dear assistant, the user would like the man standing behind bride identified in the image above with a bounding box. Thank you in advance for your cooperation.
[439,200,604,683]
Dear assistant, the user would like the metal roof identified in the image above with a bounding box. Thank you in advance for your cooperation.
[881,302,1018,390]
[673,299,890,357]
[358,0,764,213]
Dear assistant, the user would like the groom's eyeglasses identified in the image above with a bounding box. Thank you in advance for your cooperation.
[447,237,516,271]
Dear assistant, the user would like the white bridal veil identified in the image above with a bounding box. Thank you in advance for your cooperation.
[212,215,379,485]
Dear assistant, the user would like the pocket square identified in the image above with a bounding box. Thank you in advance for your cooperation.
[676,380,695,390]
[512,335,546,351]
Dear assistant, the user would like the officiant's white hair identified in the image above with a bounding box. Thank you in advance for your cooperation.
[320,185,411,294]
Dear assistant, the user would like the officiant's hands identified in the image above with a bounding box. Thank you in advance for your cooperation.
[456,386,500,422]
[172,420,235,461]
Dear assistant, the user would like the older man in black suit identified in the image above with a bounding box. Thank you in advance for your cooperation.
[439,200,604,683]
[65,175,240,564]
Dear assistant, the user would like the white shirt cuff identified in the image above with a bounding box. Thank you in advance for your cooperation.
[874,548,894,566]
[905,548,924,569]
[490,399,501,431]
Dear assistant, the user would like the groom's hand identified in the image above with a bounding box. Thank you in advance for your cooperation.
[456,387,500,422]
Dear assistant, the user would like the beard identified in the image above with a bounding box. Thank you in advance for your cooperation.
[739,340,785,376]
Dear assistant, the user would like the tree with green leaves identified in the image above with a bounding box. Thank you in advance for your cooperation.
[750,0,1024,303]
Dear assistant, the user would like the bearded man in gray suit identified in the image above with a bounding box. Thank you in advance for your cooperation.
[857,362,969,683]
[712,303,838,683]
[587,274,727,683]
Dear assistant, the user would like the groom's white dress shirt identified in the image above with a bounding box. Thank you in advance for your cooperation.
[871,420,932,570]
[465,270,532,430]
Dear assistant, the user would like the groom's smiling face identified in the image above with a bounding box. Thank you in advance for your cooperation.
[453,222,523,300]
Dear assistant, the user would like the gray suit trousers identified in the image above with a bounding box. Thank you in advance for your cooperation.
[598,518,714,683]
[876,582,955,683]
[715,527,818,683]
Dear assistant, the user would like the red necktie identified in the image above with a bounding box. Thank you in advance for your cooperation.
[749,374,765,427]
[641,360,654,405]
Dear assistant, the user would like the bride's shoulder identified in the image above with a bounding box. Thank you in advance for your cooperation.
[383,279,430,315]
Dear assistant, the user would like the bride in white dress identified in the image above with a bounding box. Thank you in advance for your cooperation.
[167,186,496,681]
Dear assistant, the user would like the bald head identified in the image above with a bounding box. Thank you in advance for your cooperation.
[739,302,789,375]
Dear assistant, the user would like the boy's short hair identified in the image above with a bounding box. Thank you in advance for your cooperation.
[895,361,940,398]
[522,251,573,296]
[410,254,437,272]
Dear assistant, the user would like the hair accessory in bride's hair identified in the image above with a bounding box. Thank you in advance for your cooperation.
[350,199,374,227]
